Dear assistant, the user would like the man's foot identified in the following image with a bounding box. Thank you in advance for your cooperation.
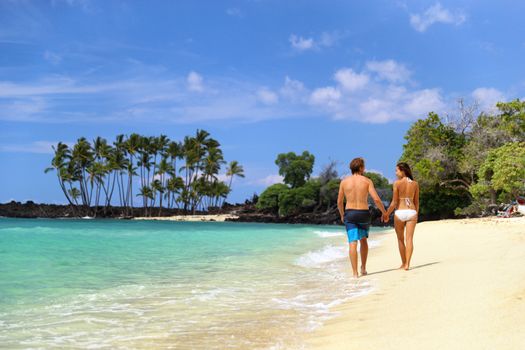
[404,264,410,271]
[399,264,406,269]
[352,272,359,279]
[360,267,368,276]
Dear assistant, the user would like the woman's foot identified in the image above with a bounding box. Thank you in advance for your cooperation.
[399,264,407,269]
[360,267,368,276]
[404,264,410,271]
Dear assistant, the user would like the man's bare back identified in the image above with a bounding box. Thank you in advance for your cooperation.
[339,174,374,210]
[337,174,385,221]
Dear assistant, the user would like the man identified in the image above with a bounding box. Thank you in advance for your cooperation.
[337,157,387,278]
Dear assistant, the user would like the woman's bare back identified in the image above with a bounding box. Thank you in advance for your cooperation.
[395,177,418,210]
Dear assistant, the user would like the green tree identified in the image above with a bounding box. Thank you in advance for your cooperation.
[275,151,315,188]
[496,99,525,141]
[256,183,289,213]
[364,172,389,188]
[400,112,470,217]
[278,179,321,216]
[470,142,525,204]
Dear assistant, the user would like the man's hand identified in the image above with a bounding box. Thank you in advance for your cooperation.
[382,213,390,223]
[340,215,344,224]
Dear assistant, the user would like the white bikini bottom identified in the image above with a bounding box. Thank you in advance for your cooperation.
[395,209,417,222]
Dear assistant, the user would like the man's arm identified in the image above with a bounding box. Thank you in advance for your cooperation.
[337,181,345,223]
[368,179,386,215]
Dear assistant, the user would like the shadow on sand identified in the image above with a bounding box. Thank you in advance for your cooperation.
[366,261,440,276]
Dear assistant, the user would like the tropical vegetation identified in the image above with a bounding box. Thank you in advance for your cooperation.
[45,130,244,217]
[400,99,524,217]
[256,153,391,217]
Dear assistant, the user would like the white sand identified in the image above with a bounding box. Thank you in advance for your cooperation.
[306,217,525,350]
[133,214,239,222]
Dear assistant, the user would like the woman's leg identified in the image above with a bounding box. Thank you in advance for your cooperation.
[404,220,417,270]
[394,216,407,268]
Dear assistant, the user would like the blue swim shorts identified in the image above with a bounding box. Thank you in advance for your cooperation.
[344,209,370,242]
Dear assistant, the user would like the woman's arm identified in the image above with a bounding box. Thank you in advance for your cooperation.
[385,181,398,217]
[414,182,420,213]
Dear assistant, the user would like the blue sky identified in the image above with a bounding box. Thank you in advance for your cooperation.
[1,0,524,204]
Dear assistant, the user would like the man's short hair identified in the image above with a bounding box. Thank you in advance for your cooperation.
[350,157,365,174]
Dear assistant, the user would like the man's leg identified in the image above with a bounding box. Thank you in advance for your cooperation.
[394,216,407,269]
[349,241,358,278]
[404,221,417,270]
[359,237,368,276]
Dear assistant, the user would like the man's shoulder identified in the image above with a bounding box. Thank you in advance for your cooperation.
[360,175,372,184]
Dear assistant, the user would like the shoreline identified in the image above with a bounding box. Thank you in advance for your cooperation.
[133,214,240,222]
[306,216,525,349]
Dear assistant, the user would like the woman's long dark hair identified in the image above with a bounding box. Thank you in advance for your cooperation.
[396,162,414,180]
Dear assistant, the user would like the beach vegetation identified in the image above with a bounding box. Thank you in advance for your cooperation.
[275,151,315,188]
[401,99,525,217]
[46,130,242,217]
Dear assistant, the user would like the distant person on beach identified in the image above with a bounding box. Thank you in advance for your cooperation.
[338,157,387,278]
[383,162,420,270]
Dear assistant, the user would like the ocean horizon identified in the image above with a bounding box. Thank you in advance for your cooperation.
[0,218,386,349]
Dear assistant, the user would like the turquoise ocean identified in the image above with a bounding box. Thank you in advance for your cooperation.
[0,218,386,349]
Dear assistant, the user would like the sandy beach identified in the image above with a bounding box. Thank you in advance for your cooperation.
[307,217,525,350]
[133,214,239,222]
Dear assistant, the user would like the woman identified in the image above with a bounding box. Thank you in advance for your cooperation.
[384,162,419,270]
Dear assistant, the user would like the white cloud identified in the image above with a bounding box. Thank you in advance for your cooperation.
[334,68,369,91]
[0,141,71,154]
[289,34,315,51]
[318,32,339,47]
[310,87,341,107]
[0,58,504,126]
[43,50,62,65]
[404,88,445,116]
[187,71,204,92]
[410,3,466,32]
[289,31,341,52]
[226,7,243,18]
[309,63,446,123]
[257,88,279,105]
[366,60,411,83]
[252,174,284,186]
[280,76,307,102]
[472,87,505,111]
[51,0,94,13]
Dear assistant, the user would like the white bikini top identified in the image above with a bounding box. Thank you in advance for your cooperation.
[399,177,414,208]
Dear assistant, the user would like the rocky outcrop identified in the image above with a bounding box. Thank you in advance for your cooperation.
[0,200,392,226]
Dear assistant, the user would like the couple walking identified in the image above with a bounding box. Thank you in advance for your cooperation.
[337,157,419,278]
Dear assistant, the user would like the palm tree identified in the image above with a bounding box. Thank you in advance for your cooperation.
[137,185,154,216]
[71,137,94,213]
[166,176,184,209]
[68,187,81,206]
[224,160,245,205]
[125,133,141,214]
[45,142,74,205]
[154,157,173,215]
[47,131,243,218]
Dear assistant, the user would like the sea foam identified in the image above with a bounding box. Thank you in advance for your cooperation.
[313,230,344,238]
[294,245,347,268]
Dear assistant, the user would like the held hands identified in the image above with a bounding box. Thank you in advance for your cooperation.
[381,212,390,223]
